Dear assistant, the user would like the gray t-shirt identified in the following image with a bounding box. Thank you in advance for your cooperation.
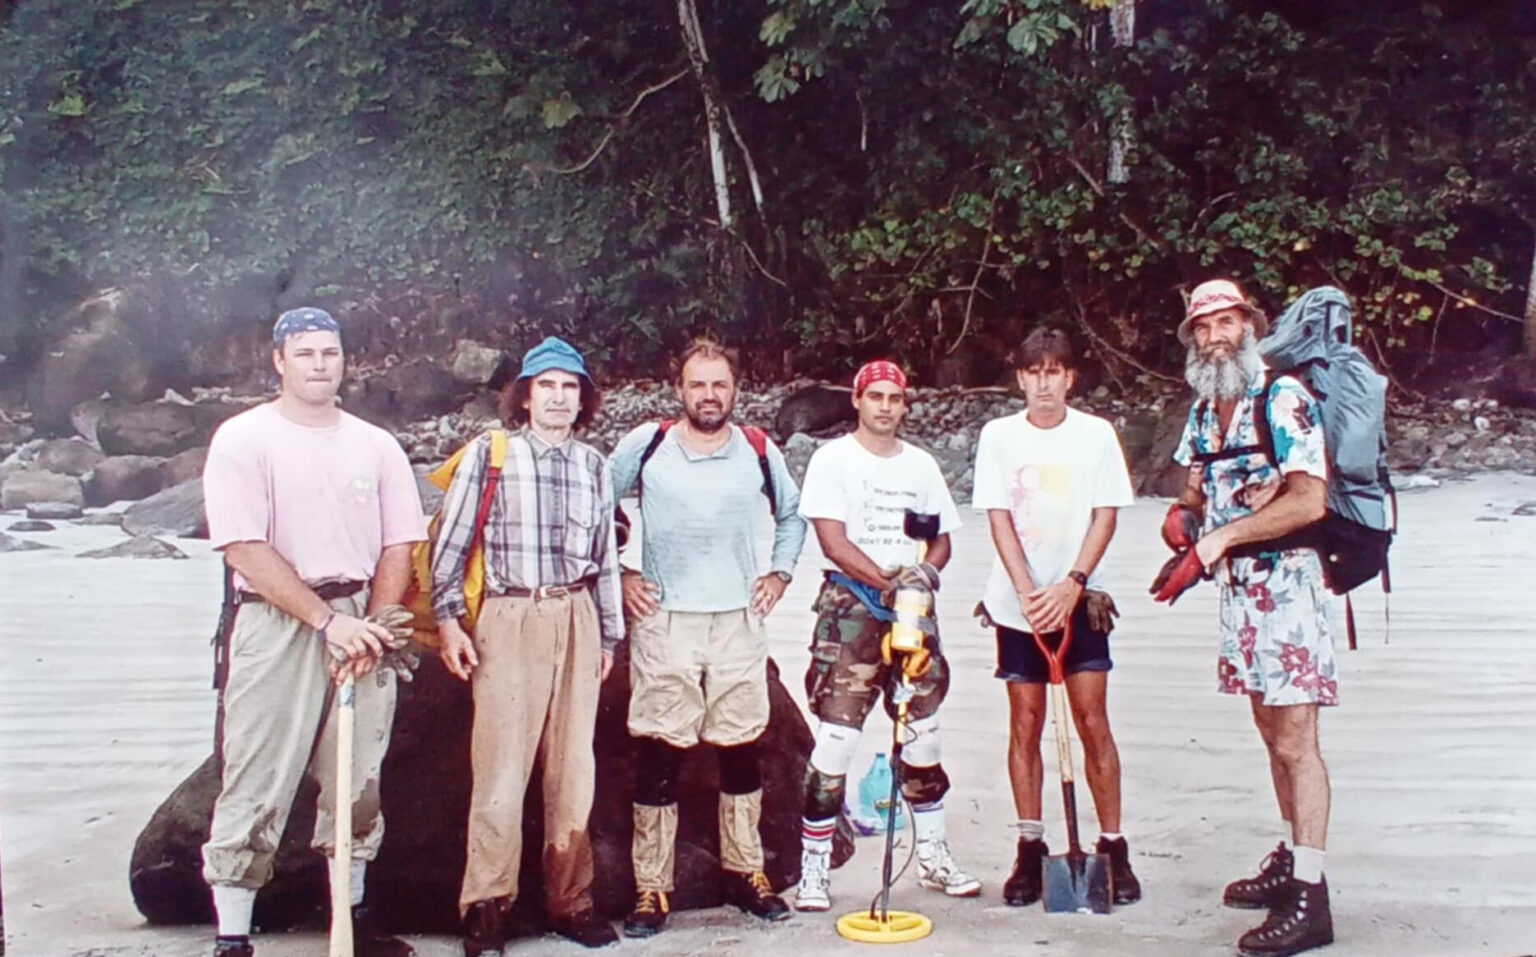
[610,422,807,612]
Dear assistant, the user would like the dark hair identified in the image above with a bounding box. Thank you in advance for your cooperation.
[500,374,602,430]
[672,336,740,385]
[1014,325,1077,372]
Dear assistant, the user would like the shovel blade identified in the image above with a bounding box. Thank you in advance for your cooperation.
[1041,851,1114,914]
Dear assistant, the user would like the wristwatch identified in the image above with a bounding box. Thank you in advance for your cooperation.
[772,570,793,584]
[1067,570,1089,588]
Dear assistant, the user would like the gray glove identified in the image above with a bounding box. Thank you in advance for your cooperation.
[895,562,941,593]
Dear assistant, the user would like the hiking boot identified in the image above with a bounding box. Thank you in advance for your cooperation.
[213,936,254,957]
[1002,838,1048,906]
[916,838,982,898]
[354,906,415,957]
[794,845,832,912]
[722,870,792,922]
[462,898,507,957]
[1095,836,1142,905]
[622,890,670,938]
[1237,877,1334,957]
[1225,843,1295,910]
[548,909,619,949]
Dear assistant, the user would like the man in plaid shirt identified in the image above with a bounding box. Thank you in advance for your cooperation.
[431,337,624,954]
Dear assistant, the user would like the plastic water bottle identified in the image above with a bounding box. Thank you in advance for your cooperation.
[849,752,905,835]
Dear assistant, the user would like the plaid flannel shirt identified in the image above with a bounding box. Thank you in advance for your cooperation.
[430,428,623,650]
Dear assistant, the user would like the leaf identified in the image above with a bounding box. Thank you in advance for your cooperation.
[290,27,324,53]
[48,94,89,117]
[542,94,583,129]
[471,50,509,77]
[759,11,797,47]
[1006,20,1040,55]
[221,78,264,96]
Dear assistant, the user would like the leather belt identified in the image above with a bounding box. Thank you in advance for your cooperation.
[238,580,366,604]
[491,579,593,601]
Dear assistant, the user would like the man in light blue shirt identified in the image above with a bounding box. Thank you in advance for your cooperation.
[608,338,806,937]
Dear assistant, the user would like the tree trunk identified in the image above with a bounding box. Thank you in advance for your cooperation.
[1525,227,1536,354]
[1106,0,1135,186]
[678,0,733,231]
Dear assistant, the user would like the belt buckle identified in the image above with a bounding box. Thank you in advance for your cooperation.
[534,584,568,601]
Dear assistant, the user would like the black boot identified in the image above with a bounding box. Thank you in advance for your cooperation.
[1224,843,1294,910]
[721,870,792,922]
[462,898,507,957]
[1094,836,1141,905]
[354,905,415,957]
[547,909,619,949]
[623,890,671,937]
[213,936,254,957]
[1002,838,1048,906]
[1237,877,1334,957]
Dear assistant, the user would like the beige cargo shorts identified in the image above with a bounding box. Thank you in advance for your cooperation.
[628,608,769,747]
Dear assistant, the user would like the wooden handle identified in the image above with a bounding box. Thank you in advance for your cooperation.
[329,676,356,957]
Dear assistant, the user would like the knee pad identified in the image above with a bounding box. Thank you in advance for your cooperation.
[803,767,848,821]
[633,736,686,806]
[809,721,861,777]
[901,714,942,768]
[900,761,950,806]
[715,740,762,795]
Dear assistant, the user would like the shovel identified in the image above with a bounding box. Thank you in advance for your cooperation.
[1032,620,1113,914]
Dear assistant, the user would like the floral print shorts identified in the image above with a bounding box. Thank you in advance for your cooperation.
[1216,551,1339,707]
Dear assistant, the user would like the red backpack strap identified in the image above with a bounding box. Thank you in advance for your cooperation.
[470,430,506,551]
[740,426,778,515]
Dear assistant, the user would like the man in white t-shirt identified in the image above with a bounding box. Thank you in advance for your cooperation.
[791,360,979,912]
[972,326,1140,909]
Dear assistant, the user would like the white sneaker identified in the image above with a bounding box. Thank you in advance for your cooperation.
[917,838,982,897]
[795,846,832,912]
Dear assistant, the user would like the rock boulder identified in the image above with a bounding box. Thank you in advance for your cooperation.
[1,470,85,510]
[122,480,208,538]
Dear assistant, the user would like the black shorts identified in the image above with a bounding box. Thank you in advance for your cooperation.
[993,601,1112,684]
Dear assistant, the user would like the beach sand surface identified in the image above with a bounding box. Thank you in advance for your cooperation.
[2,475,1534,957]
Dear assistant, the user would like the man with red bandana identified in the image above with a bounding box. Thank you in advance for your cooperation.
[791,360,977,912]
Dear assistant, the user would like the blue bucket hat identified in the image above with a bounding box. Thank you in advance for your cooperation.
[272,307,341,347]
[518,336,592,384]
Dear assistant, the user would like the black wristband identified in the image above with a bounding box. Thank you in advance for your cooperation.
[1067,570,1088,588]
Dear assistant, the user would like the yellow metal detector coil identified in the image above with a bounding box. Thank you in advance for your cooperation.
[836,910,933,944]
[887,585,929,655]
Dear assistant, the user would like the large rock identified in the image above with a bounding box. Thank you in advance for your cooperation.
[774,385,855,443]
[26,502,83,521]
[71,398,111,446]
[98,402,237,457]
[35,438,105,477]
[78,535,188,560]
[8,519,56,532]
[0,420,35,457]
[343,361,462,428]
[130,653,849,936]
[86,455,170,506]
[163,447,210,488]
[450,340,505,386]
[1,469,85,510]
[1135,409,1189,498]
[122,480,208,538]
[25,289,160,431]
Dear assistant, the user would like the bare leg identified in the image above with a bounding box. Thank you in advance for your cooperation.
[1249,694,1295,826]
[1260,702,1330,849]
[1064,670,1121,833]
[1005,683,1048,819]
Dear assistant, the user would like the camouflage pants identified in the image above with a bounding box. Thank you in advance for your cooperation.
[804,579,949,730]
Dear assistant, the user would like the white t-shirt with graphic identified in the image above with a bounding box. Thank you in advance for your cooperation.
[972,407,1133,632]
[798,434,962,573]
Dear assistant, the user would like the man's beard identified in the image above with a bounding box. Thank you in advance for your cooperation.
[685,401,732,433]
[1185,328,1264,402]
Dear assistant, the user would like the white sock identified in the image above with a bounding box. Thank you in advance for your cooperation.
[912,801,945,844]
[212,885,256,937]
[1099,831,1123,843]
[1292,845,1325,883]
[350,860,367,908]
[801,816,836,854]
[1014,819,1045,842]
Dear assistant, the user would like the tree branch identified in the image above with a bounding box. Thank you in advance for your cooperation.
[1065,153,1167,253]
[522,70,688,177]
[1426,279,1524,324]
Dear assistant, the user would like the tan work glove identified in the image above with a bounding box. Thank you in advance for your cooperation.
[1084,589,1120,635]
[368,603,421,684]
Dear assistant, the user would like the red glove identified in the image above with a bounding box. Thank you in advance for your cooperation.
[1161,504,1201,551]
[1150,548,1208,604]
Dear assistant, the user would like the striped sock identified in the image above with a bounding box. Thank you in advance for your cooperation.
[801,816,836,852]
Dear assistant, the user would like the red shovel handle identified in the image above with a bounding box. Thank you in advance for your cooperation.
[1031,617,1074,686]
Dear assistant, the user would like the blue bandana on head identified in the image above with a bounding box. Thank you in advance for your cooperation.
[272,307,342,347]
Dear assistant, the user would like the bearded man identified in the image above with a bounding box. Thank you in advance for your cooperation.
[608,338,808,936]
[1152,279,1338,957]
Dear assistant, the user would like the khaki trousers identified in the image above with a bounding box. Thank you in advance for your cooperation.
[202,590,397,888]
[459,592,603,917]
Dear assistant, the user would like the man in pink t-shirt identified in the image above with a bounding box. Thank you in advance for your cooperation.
[200,307,426,957]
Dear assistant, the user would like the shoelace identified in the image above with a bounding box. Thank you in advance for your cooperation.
[635,891,667,915]
[747,871,774,896]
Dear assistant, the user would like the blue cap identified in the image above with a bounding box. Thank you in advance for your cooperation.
[518,336,591,383]
[272,307,341,347]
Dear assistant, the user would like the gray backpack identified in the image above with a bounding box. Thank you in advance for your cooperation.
[1257,286,1396,646]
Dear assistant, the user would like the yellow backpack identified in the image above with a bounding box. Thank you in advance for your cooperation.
[405,429,509,649]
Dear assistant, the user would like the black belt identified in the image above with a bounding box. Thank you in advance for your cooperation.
[238,580,367,604]
[490,578,593,601]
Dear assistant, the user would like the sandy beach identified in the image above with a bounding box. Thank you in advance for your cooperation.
[2,474,1534,957]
